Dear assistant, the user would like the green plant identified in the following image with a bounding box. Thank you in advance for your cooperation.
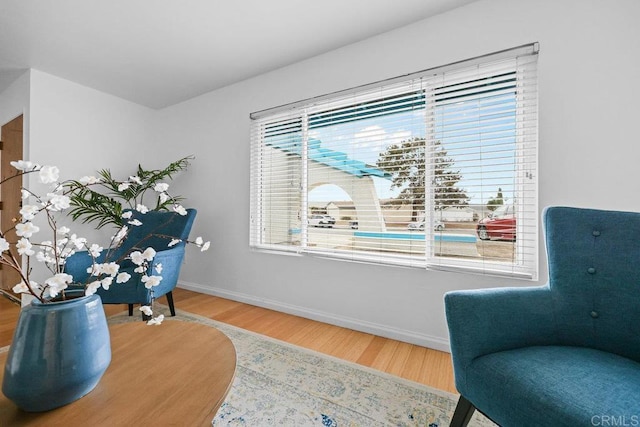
[65,156,192,229]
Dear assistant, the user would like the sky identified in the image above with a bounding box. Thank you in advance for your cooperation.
[306,93,518,206]
[308,111,422,202]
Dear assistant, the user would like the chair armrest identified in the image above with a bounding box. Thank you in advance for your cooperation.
[445,285,556,392]
[144,246,186,297]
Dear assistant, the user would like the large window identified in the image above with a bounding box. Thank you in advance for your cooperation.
[250,44,538,279]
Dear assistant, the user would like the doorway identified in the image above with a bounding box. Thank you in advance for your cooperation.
[0,114,24,297]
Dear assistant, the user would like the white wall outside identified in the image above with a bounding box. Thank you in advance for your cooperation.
[441,208,474,222]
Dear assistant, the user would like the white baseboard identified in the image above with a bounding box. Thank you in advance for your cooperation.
[177,280,451,353]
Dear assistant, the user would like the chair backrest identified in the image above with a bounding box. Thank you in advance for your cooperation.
[545,206,640,362]
[118,208,197,254]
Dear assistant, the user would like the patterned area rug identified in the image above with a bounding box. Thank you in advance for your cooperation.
[110,307,495,427]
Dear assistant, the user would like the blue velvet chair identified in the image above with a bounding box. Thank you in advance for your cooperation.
[445,206,640,426]
[65,209,197,318]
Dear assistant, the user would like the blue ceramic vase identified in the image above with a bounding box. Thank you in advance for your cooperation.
[2,292,111,412]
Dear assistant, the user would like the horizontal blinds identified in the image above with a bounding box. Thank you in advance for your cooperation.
[303,80,427,268]
[308,91,425,130]
[250,44,538,278]
[250,112,303,252]
[425,54,538,278]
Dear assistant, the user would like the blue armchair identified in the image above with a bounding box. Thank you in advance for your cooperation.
[65,209,197,318]
[445,206,640,426]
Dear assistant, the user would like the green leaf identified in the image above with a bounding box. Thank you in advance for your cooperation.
[65,156,194,229]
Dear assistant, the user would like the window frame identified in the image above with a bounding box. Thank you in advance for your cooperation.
[250,43,539,279]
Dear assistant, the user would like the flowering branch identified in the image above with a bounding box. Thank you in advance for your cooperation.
[2,159,209,325]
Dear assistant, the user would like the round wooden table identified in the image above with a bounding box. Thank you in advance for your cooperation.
[0,319,237,425]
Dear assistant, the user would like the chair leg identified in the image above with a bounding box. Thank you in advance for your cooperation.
[128,304,134,316]
[450,396,476,427]
[166,291,176,317]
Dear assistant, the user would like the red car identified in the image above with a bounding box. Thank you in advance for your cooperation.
[477,204,516,241]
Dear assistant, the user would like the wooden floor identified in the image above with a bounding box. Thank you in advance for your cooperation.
[0,288,457,394]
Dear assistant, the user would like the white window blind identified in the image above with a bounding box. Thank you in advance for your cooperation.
[250,44,539,279]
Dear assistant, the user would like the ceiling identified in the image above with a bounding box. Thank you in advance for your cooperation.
[0,0,477,109]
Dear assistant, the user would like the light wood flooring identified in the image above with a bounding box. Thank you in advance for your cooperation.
[0,288,457,394]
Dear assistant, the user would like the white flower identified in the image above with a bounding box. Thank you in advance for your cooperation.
[118,182,130,192]
[173,205,187,216]
[129,175,142,185]
[16,222,40,238]
[147,314,164,326]
[0,238,9,253]
[154,183,169,192]
[87,263,102,276]
[155,263,163,274]
[159,193,170,203]
[85,280,101,296]
[45,193,70,211]
[44,273,73,298]
[168,239,180,247]
[139,305,153,316]
[21,189,30,200]
[38,165,60,184]
[195,236,204,246]
[135,204,149,214]
[130,251,145,265]
[201,241,210,251]
[142,247,156,261]
[10,160,33,171]
[60,247,75,259]
[101,262,120,276]
[16,238,35,256]
[19,205,40,220]
[13,281,38,294]
[10,160,36,171]
[57,226,70,235]
[121,211,133,219]
[12,282,29,293]
[47,273,73,285]
[116,272,131,283]
[89,243,103,258]
[128,219,142,226]
[112,226,128,243]
[36,251,54,263]
[69,234,87,250]
[79,176,101,185]
[141,275,162,289]
[134,265,146,274]
[101,277,113,290]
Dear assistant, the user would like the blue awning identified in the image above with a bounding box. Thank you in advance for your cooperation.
[265,136,391,179]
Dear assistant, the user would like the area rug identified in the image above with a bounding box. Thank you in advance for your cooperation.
[109,306,494,427]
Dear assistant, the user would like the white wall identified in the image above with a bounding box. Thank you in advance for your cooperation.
[27,70,158,242]
[0,70,30,148]
[28,70,157,174]
[0,68,180,285]
[155,0,640,352]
